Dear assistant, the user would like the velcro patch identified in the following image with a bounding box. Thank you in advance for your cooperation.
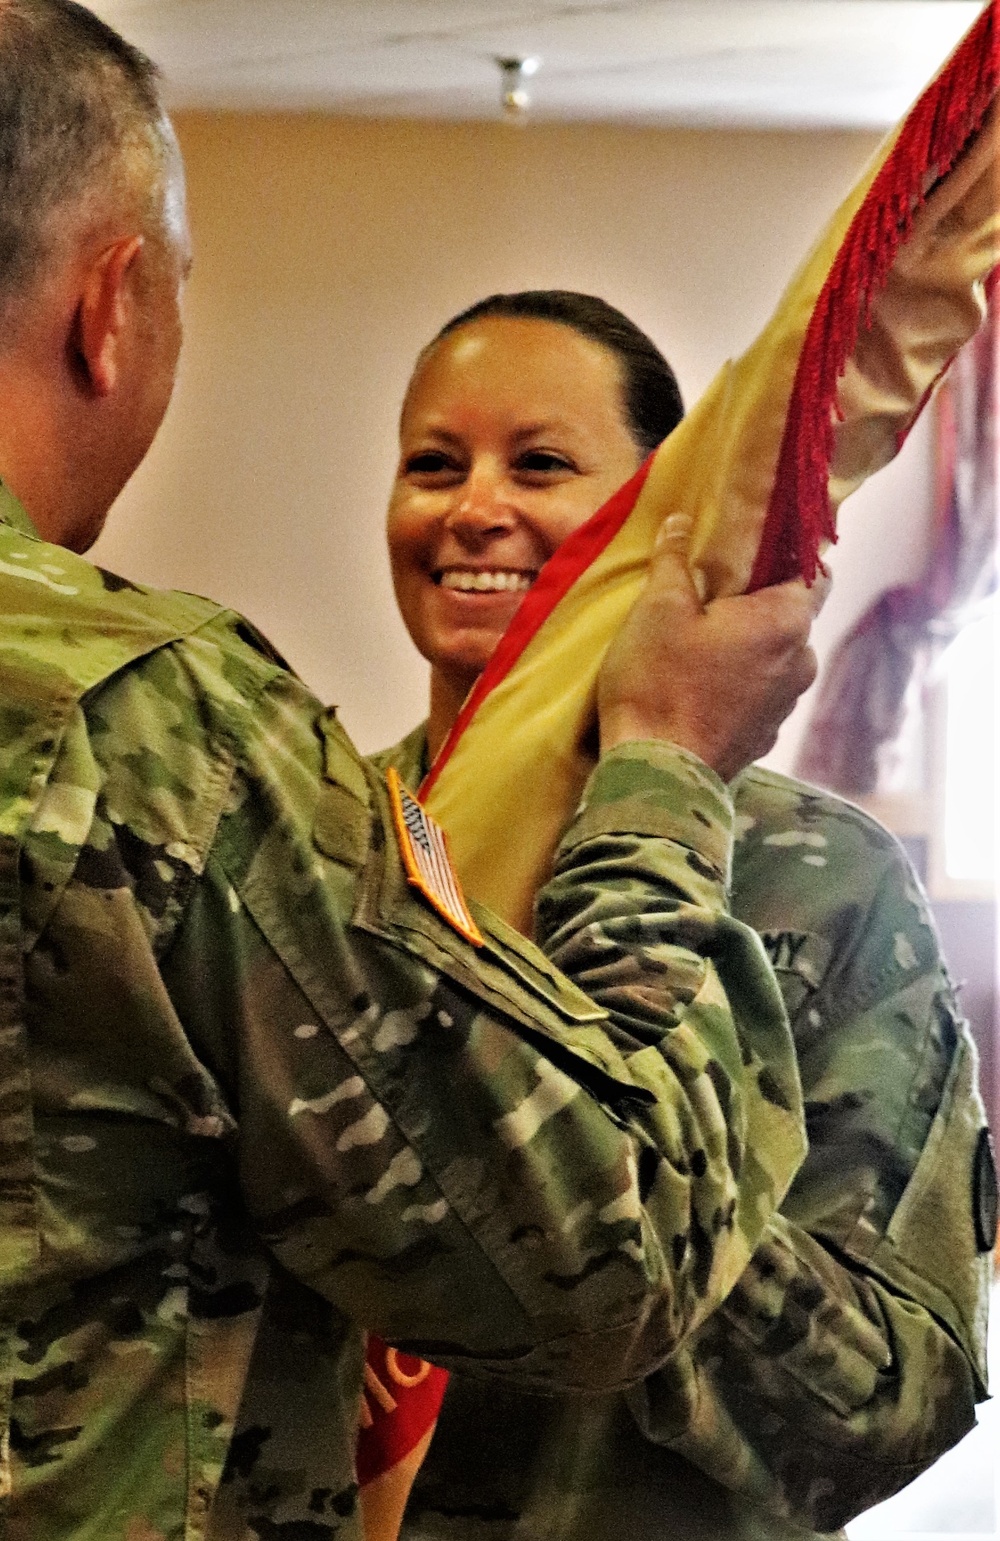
[386,768,483,948]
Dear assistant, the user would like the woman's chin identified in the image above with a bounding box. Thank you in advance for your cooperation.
[428,646,499,706]
[426,613,522,679]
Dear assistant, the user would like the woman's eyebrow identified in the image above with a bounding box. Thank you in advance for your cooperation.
[511,420,576,444]
[407,426,465,448]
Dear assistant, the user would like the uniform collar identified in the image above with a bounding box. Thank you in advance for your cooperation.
[0,481,41,540]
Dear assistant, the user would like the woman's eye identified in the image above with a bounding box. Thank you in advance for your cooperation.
[515,451,574,475]
[404,451,458,475]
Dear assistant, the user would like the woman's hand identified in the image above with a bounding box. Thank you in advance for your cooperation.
[597,516,828,782]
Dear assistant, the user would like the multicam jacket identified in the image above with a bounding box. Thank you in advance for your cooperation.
[374,726,996,1541]
[2,485,823,1540]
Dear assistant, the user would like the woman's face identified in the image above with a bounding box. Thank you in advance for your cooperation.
[387,316,644,702]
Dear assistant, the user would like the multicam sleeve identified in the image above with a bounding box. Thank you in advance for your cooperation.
[167,684,806,1394]
[537,743,808,1359]
[627,835,993,1532]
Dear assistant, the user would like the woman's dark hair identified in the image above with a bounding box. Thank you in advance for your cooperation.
[431,290,684,456]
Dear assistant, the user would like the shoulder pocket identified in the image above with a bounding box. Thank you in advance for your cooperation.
[312,708,374,873]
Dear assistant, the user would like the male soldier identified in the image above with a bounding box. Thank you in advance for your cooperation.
[0,3,857,1537]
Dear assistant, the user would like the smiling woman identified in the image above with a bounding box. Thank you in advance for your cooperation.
[386,291,684,756]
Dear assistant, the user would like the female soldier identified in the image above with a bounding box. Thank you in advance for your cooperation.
[372,291,992,1541]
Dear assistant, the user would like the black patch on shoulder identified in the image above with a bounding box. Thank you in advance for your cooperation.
[973,1127,998,1254]
[73,822,195,927]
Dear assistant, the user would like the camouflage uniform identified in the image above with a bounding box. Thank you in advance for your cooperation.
[374,725,996,1541]
[0,485,830,1540]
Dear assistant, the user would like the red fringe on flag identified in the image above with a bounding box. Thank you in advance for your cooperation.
[748,2,999,592]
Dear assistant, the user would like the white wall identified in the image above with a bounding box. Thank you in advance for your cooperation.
[92,112,932,760]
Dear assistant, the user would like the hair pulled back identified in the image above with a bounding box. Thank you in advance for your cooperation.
[432,290,684,456]
[0,0,164,307]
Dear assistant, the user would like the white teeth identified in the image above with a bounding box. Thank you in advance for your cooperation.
[439,570,533,593]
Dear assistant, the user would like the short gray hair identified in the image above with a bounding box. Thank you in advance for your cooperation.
[0,0,166,306]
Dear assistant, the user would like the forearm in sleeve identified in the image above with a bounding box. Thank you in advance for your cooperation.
[532,742,808,1366]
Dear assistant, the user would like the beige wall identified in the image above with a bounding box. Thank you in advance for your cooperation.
[92,113,932,760]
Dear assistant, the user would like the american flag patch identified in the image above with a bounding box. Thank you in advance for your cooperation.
[386,768,483,947]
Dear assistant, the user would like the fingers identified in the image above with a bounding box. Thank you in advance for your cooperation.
[764,568,830,622]
[654,512,693,552]
[741,579,821,653]
[646,514,701,617]
[597,514,829,777]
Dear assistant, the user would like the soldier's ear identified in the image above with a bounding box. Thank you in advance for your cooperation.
[70,234,145,398]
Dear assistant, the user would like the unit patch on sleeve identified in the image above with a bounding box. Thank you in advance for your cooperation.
[386,767,483,947]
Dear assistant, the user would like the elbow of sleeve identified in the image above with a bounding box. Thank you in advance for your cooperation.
[754,1295,980,1532]
[798,1328,980,1533]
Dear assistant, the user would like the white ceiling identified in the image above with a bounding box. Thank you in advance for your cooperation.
[88,0,986,129]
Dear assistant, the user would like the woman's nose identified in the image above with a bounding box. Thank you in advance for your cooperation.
[444,465,517,540]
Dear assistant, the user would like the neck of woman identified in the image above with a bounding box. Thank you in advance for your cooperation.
[427,668,478,764]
